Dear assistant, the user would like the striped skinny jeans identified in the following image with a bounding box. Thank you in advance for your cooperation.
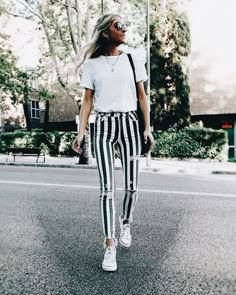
[94,111,141,240]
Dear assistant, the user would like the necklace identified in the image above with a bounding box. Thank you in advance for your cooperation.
[104,54,121,72]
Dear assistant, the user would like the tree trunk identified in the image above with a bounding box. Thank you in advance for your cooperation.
[85,0,92,42]
[43,100,49,132]
[66,0,79,55]
[38,4,68,91]
[23,101,31,131]
[56,21,69,50]
[75,0,81,50]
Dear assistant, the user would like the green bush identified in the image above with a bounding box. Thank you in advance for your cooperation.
[0,130,81,156]
[0,132,15,152]
[59,132,78,156]
[31,131,62,155]
[152,127,228,161]
[0,127,228,161]
[59,132,89,160]
[0,130,68,155]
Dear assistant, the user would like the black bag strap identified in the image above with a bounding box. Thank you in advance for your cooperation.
[127,53,139,100]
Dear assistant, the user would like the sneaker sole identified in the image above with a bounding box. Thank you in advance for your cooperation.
[102,263,117,272]
[119,238,131,248]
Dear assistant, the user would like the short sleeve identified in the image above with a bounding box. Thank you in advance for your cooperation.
[80,61,95,90]
[132,54,148,82]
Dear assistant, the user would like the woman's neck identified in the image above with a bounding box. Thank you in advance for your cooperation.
[104,46,121,56]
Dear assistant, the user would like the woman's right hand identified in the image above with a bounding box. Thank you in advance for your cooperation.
[72,134,84,154]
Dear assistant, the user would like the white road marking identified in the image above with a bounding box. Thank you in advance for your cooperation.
[0,180,98,189]
[194,175,236,183]
[0,180,236,198]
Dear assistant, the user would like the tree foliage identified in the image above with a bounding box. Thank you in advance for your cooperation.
[0,32,34,129]
[0,33,27,105]
[2,0,192,132]
[150,0,191,130]
[2,0,147,110]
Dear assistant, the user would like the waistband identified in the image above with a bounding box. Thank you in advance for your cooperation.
[96,111,136,117]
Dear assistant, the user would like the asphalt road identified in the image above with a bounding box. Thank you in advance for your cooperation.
[0,166,236,295]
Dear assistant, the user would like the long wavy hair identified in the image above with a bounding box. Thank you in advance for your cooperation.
[76,13,120,71]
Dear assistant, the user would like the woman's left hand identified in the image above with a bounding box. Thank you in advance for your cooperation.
[144,129,155,150]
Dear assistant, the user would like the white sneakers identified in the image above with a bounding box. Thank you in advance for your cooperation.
[102,239,117,272]
[119,215,132,248]
[102,217,132,272]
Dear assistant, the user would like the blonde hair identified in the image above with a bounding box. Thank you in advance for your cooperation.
[76,13,120,70]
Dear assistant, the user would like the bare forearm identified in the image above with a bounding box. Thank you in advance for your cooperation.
[139,95,150,132]
[136,81,150,132]
[72,89,93,153]
[77,97,93,137]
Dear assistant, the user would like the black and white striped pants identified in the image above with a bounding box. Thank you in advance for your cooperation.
[94,111,141,239]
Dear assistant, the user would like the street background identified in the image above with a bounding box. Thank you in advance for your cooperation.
[0,164,236,295]
[1,153,236,175]
[1,0,236,294]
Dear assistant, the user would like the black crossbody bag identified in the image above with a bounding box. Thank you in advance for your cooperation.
[127,53,151,155]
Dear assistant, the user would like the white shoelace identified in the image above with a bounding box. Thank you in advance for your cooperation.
[104,246,116,261]
[121,224,130,239]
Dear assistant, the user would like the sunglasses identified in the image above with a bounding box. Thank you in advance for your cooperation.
[113,22,127,31]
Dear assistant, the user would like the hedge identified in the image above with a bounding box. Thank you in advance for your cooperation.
[152,127,228,161]
[0,127,228,161]
[0,129,77,156]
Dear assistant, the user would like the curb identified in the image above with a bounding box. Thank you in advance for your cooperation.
[211,171,236,175]
[1,162,236,175]
[0,162,122,170]
[142,167,192,174]
[0,162,190,174]
[0,162,95,169]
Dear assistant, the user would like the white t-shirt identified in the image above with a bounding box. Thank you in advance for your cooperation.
[80,52,148,112]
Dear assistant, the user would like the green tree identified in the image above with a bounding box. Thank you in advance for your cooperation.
[38,88,55,132]
[0,33,32,130]
[150,0,191,130]
[2,0,148,160]
[4,0,147,97]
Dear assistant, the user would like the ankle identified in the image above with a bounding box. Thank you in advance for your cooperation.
[120,215,131,225]
[106,238,115,247]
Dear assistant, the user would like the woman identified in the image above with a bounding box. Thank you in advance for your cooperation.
[72,13,154,272]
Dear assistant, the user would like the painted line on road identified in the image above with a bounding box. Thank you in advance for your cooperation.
[0,179,235,199]
[0,180,98,190]
[138,188,236,198]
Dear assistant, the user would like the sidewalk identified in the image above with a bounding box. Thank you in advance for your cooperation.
[0,153,236,175]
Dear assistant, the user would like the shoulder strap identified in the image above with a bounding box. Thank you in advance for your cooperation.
[127,53,139,100]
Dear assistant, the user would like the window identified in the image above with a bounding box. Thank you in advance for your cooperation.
[31,100,40,119]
